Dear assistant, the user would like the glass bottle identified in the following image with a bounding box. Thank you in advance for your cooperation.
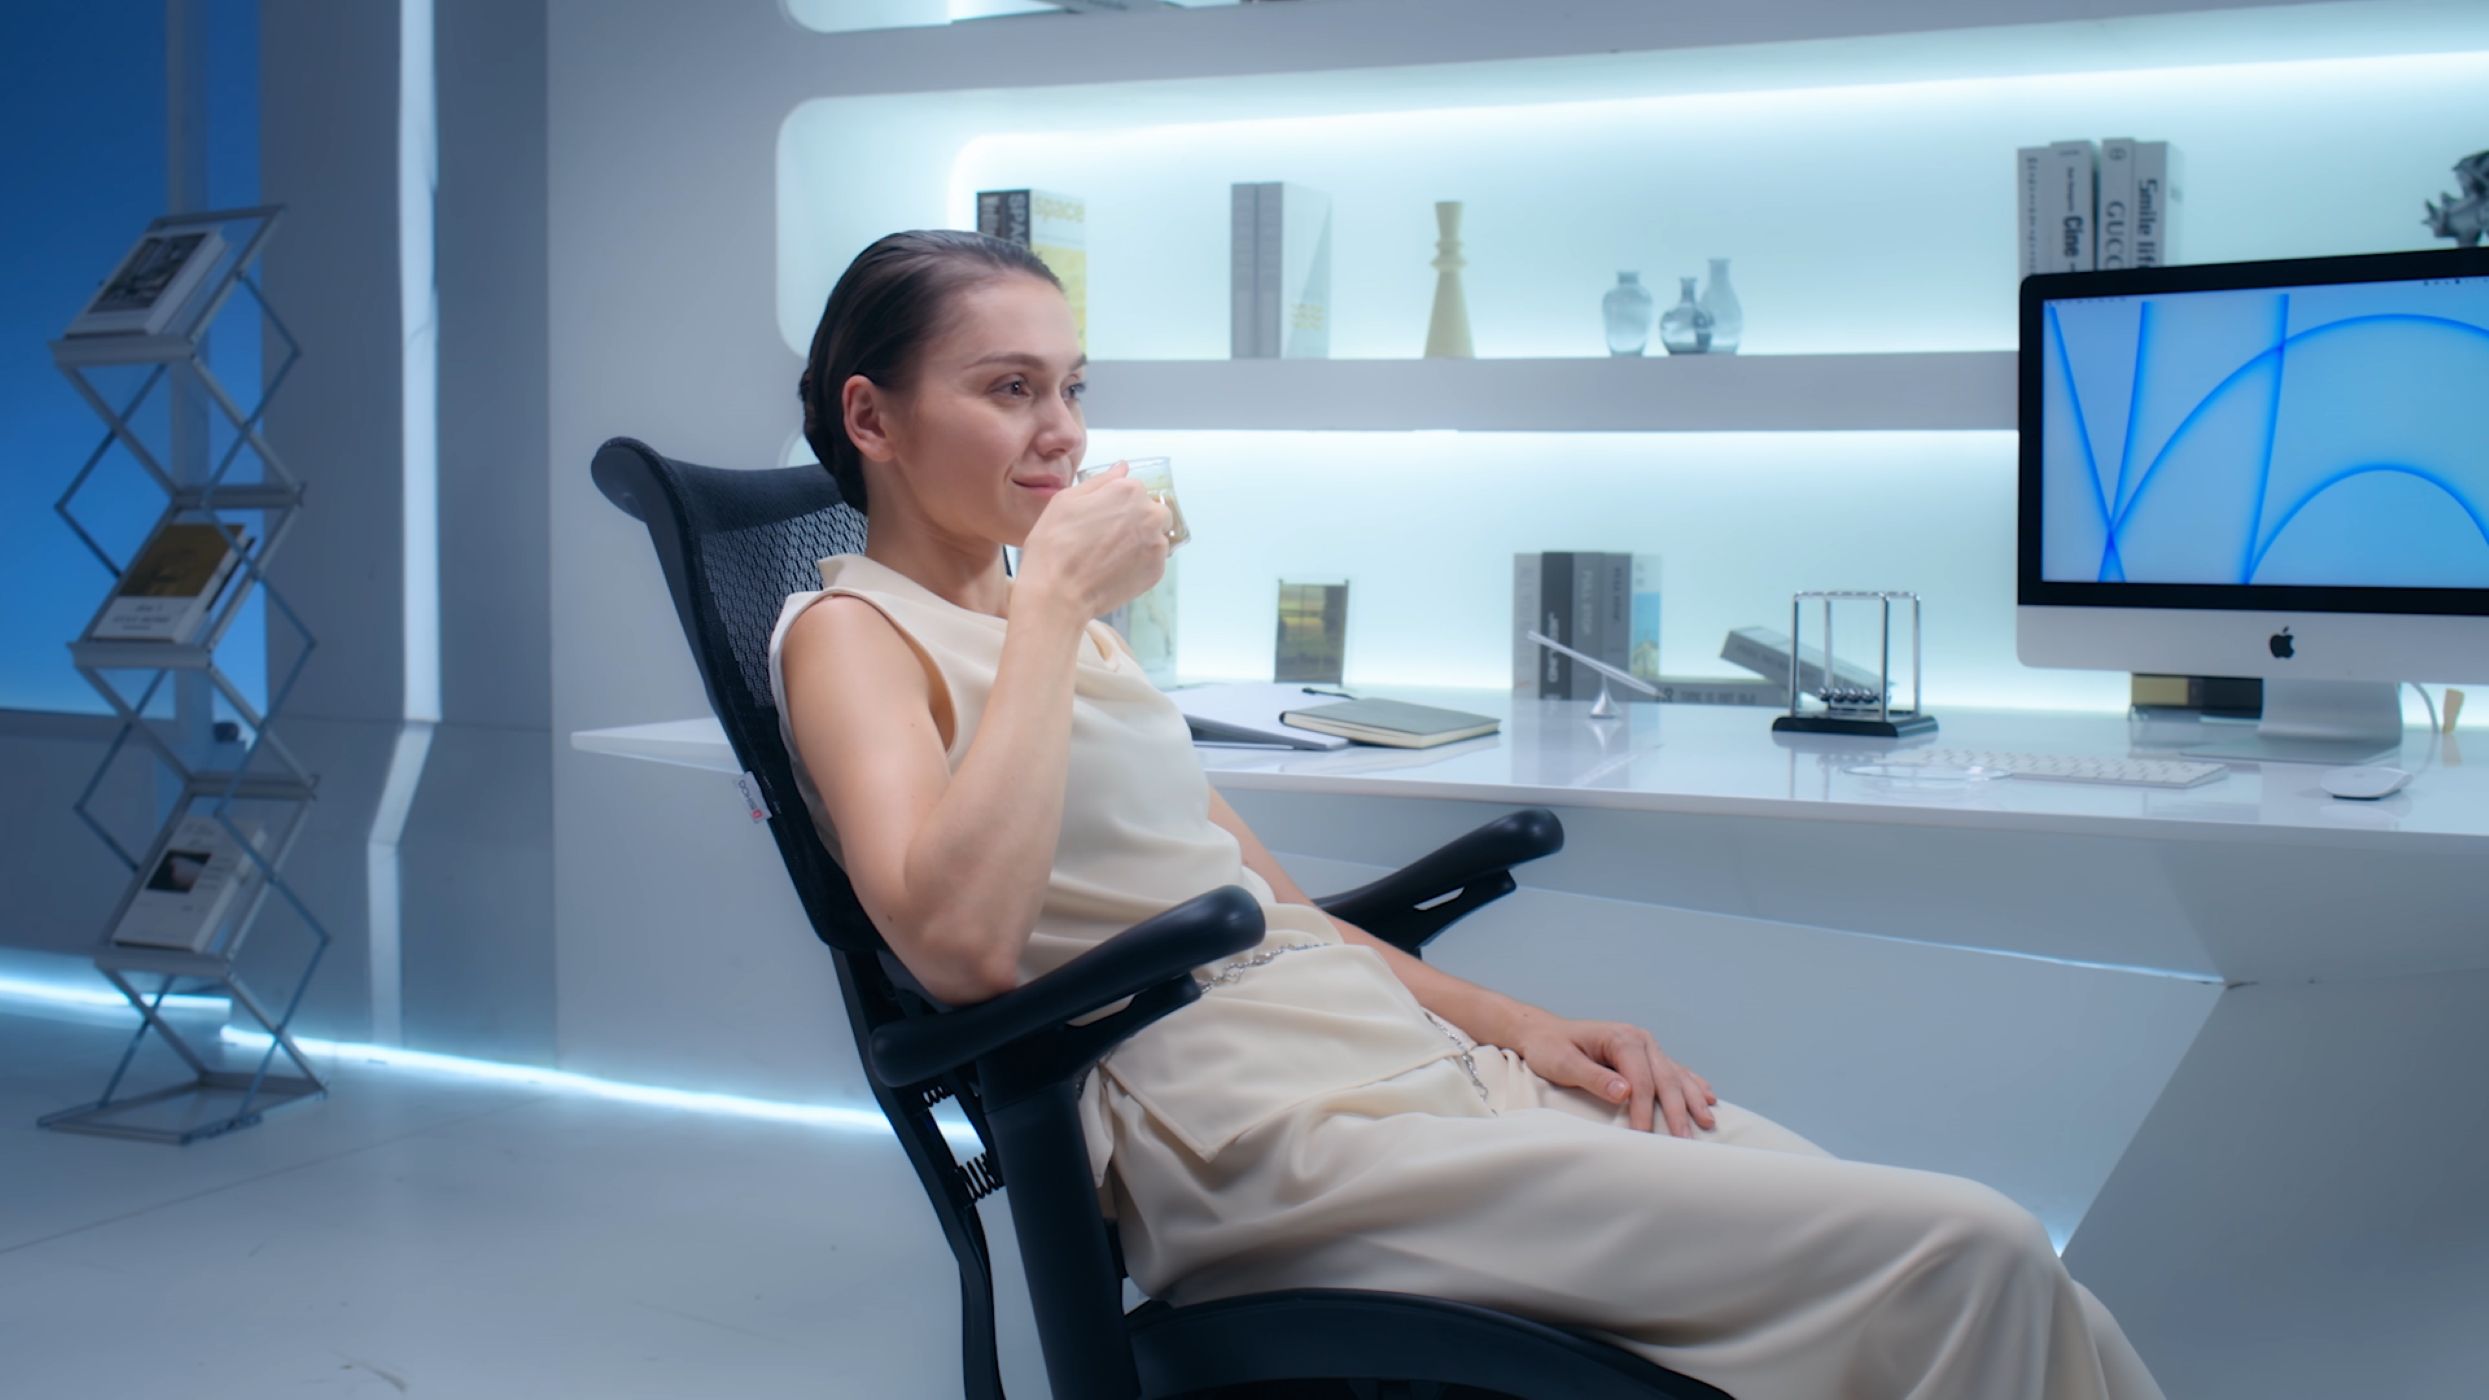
[1658,276,1712,354]
[1601,271,1654,356]
[1699,257,1743,355]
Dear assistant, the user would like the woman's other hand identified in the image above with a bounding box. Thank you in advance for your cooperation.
[1509,1012,1718,1138]
[1014,461,1172,620]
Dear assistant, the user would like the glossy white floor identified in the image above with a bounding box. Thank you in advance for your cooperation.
[0,989,1034,1399]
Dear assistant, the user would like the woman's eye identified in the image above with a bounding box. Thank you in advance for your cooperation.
[998,377,1030,398]
[1065,381,1088,403]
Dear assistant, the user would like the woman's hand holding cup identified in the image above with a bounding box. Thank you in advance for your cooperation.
[1017,461,1172,621]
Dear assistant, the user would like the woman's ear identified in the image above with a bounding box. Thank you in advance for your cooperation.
[842,373,900,464]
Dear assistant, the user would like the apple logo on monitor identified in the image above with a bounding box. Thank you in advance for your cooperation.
[2269,627,2295,660]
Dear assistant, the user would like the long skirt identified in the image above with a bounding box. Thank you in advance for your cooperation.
[1103,1025,2166,1400]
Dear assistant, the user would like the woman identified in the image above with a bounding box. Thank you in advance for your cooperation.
[771,229,2165,1400]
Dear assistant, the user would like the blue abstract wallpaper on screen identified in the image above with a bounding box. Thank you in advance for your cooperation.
[2040,277,2489,590]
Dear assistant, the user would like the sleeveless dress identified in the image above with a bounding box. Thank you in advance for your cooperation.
[769,554,2166,1400]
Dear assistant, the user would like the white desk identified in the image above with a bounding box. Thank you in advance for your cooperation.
[573,696,2489,1399]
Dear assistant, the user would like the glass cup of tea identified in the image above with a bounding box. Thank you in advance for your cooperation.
[1075,455,1191,549]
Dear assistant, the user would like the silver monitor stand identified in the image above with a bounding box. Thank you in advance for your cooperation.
[2181,679,2404,766]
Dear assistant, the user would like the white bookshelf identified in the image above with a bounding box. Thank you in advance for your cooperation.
[1083,353,2015,433]
[751,0,2489,703]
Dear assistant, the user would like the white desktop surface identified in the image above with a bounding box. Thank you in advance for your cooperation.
[569,693,2486,852]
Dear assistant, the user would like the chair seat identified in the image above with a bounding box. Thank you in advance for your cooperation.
[1129,1288,1733,1400]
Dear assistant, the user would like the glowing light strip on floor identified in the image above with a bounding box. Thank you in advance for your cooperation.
[216,1026,982,1149]
[0,975,230,1016]
[0,976,975,1149]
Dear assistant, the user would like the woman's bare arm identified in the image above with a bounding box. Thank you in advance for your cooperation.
[781,588,1093,1004]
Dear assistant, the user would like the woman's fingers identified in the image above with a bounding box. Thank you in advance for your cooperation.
[1607,1032,1658,1133]
[1644,1041,1715,1137]
[1641,1040,1688,1137]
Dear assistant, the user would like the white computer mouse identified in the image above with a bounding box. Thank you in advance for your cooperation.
[2319,765,2413,801]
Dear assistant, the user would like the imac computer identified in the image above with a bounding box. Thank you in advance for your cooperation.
[2020,247,2489,764]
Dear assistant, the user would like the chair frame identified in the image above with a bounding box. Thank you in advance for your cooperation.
[592,436,1730,1400]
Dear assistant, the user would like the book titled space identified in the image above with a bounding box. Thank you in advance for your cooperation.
[86,518,250,645]
[977,188,1087,343]
[1230,182,1332,359]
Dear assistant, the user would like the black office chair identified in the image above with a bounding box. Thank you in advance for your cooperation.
[591,435,1732,1400]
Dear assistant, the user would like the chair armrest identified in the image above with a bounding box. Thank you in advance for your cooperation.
[1314,807,1564,956]
[868,885,1265,1087]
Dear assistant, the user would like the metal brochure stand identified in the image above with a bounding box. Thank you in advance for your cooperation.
[39,205,332,1143]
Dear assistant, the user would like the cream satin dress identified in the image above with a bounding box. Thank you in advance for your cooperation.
[770,554,2165,1400]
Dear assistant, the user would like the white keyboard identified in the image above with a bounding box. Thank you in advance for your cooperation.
[1872,748,2229,789]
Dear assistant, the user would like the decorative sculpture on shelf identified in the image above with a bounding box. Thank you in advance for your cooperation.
[2421,149,2489,246]
[1424,200,1473,358]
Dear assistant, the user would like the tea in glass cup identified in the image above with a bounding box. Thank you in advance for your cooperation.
[1075,455,1190,549]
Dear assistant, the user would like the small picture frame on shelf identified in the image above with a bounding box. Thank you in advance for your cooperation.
[65,221,229,339]
[1274,576,1350,685]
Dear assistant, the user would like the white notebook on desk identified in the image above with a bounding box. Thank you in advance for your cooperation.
[1168,682,1352,750]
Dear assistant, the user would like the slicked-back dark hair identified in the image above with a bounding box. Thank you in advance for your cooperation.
[797,229,1063,515]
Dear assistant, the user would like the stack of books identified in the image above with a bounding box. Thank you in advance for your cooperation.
[2017,138,2180,276]
[1511,552,1665,701]
[1231,182,1332,359]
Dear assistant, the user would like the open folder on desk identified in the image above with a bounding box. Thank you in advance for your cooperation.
[1169,682,1352,750]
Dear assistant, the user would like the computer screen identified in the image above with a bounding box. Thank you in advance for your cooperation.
[2033,264,2489,597]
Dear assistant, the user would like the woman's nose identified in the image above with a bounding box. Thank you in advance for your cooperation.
[1033,393,1082,455]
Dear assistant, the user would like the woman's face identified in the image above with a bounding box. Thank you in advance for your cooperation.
[859,272,1087,548]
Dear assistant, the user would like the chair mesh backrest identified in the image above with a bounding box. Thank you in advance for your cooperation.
[673,466,869,719]
[592,439,881,954]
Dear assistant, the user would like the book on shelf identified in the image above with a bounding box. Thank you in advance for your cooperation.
[2098,138,2138,269]
[66,224,227,338]
[977,188,1087,343]
[112,813,269,954]
[1511,554,1541,698]
[1570,555,1607,702]
[1642,675,1786,706]
[1536,553,1572,697]
[1230,182,1331,358]
[1627,554,1662,691]
[85,517,250,645]
[1280,697,1499,749]
[2130,140,2179,266]
[2045,139,2098,272]
[1720,625,1886,701]
[2015,144,2050,280]
[2018,139,2098,276]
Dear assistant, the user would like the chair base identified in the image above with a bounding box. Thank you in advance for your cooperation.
[1131,1289,1733,1400]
